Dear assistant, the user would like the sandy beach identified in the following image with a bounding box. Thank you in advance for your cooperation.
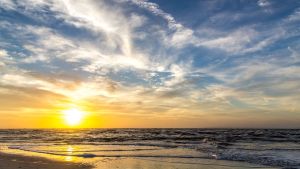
[0,152,93,169]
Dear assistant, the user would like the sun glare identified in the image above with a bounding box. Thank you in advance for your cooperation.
[63,108,84,126]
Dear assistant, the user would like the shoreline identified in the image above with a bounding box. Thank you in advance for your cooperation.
[0,151,275,169]
[0,152,93,169]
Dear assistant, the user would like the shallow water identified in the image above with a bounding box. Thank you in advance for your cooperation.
[0,129,299,168]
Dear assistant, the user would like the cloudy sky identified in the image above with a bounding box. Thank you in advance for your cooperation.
[0,0,299,128]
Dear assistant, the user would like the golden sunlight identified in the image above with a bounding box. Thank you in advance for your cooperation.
[62,108,84,126]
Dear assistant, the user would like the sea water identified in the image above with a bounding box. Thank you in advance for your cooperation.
[0,129,299,168]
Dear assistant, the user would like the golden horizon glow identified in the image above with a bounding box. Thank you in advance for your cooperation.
[62,108,84,126]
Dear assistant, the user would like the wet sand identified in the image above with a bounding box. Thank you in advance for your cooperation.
[0,152,93,169]
[0,152,274,169]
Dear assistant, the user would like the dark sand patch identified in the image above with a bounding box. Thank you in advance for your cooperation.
[0,152,93,169]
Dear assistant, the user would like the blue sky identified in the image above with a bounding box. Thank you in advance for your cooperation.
[0,0,299,128]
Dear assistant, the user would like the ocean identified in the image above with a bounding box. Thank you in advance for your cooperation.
[0,129,299,168]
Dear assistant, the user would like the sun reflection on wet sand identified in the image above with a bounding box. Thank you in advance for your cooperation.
[65,156,73,162]
[65,145,74,162]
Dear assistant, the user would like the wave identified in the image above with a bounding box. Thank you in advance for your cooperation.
[1,129,300,144]
[12,148,164,153]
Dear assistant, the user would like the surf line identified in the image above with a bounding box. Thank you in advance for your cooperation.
[9,147,218,159]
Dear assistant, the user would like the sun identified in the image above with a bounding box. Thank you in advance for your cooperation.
[63,108,84,126]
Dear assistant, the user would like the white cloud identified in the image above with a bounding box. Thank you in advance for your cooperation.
[128,0,196,49]
[257,0,271,7]
[59,0,120,33]
[0,49,9,67]
[198,28,256,53]
[196,26,287,55]
[0,2,155,72]
[128,0,287,55]
[128,0,181,30]
[0,70,121,100]
[288,47,300,62]
[164,64,186,87]
[0,0,16,10]
[170,28,194,48]
[54,0,158,71]
[288,8,300,22]
[0,49,8,57]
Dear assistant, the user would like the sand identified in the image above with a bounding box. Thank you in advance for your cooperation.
[0,152,93,169]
